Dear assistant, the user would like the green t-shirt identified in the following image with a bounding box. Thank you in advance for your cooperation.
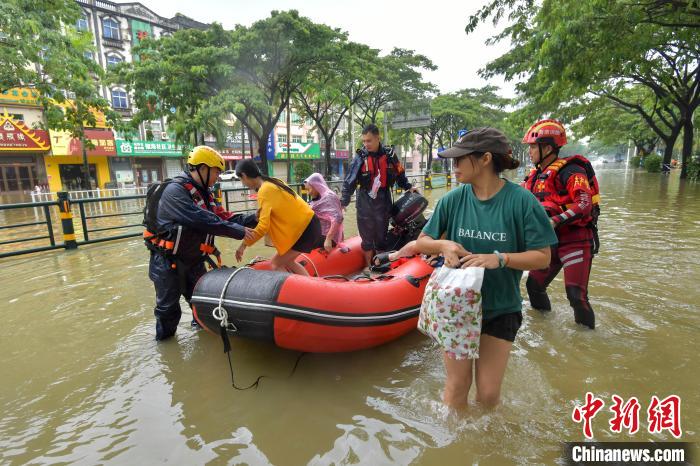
[422,180,558,319]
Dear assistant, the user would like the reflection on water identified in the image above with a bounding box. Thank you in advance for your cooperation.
[1,168,698,464]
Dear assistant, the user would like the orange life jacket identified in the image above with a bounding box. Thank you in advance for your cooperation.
[142,179,224,269]
[523,155,601,228]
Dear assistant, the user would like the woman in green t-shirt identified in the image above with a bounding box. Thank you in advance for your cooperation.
[417,127,557,410]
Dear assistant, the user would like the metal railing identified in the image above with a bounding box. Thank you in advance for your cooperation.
[1,173,445,259]
[0,200,60,259]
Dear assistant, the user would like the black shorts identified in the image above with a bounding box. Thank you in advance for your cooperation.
[291,215,321,253]
[481,312,522,342]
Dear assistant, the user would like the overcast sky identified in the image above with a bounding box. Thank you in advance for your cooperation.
[138,0,516,97]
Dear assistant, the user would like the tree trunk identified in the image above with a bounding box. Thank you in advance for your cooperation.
[257,128,270,175]
[426,141,434,174]
[680,115,694,179]
[325,136,333,179]
[661,125,682,169]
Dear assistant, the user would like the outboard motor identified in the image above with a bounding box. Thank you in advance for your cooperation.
[385,192,429,250]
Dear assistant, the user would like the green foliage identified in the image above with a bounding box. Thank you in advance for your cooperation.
[630,155,643,168]
[687,157,700,181]
[293,161,313,183]
[468,0,700,178]
[224,11,343,173]
[415,86,510,171]
[113,23,235,147]
[295,40,378,177]
[644,154,663,172]
[431,161,443,173]
[355,48,437,126]
[1,0,123,137]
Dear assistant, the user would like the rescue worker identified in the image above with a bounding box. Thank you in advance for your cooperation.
[340,124,415,268]
[522,120,600,329]
[144,146,256,341]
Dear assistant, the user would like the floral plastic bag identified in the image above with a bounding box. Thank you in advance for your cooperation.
[418,266,485,360]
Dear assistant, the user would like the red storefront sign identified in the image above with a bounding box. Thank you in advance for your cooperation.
[0,113,50,152]
[49,128,117,156]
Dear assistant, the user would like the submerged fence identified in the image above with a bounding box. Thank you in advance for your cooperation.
[1,173,443,259]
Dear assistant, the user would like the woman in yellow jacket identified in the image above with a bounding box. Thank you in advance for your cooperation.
[234,159,321,276]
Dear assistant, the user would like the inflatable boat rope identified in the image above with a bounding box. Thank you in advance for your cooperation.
[211,263,307,391]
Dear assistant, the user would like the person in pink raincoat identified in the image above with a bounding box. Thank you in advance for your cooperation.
[304,173,344,252]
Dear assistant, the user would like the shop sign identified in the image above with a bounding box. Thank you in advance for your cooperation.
[0,88,41,107]
[0,112,50,151]
[275,142,321,160]
[116,139,187,158]
[49,129,116,156]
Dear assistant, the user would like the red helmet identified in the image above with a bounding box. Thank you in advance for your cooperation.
[522,119,567,147]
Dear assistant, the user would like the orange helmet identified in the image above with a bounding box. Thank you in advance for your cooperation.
[522,119,567,147]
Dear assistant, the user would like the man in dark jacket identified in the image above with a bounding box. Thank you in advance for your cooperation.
[145,146,255,341]
[340,124,414,268]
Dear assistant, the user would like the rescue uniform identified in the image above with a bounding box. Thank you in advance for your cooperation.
[145,172,255,340]
[523,156,600,329]
[340,145,412,252]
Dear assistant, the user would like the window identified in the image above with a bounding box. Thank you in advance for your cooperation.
[405,161,413,170]
[277,134,287,143]
[102,18,120,40]
[106,54,123,67]
[278,111,286,123]
[77,14,89,32]
[292,135,302,143]
[306,133,314,143]
[291,112,301,124]
[10,113,24,122]
[111,89,128,109]
[84,51,93,61]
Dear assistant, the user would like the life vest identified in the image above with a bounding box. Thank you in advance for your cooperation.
[142,178,224,269]
[523,155,601,229]
[358,147,403,191]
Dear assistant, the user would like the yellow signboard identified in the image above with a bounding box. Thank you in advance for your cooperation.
[0,88,41,107]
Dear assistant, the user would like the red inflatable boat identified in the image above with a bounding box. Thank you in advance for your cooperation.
[191,236,434,352]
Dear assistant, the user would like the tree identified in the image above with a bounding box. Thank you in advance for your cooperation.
[295,40,377,178]
[468,0,700,178]
[223,11,343,174]
[420,87,509,172]
[568,89,660,157]
[354,48,437,127]
[2,0,123,188]
[113,23,235,147]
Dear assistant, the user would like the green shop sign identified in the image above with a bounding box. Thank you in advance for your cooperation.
[276,142,321,160]
[116,139,187,157]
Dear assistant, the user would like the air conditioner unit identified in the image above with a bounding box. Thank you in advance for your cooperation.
[161,133,169,140]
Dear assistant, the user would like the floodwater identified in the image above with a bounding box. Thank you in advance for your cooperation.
[1,168,698,465]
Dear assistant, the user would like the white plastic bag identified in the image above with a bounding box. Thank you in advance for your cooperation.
[368,171,382,199]
[418,266,485,360]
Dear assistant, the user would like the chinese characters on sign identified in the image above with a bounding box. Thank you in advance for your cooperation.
[115,139,187,157]
[572,392,681,439]
[49,129,116,156]
[0,113,50,151]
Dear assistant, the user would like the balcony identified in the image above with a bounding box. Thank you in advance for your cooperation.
[102,36,125,50]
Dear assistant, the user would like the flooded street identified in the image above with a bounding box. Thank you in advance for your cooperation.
[1,168,698,465]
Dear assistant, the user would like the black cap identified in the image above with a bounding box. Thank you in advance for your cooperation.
[438,127,512,158]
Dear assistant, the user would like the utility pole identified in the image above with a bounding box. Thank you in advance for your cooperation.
[286,98,292,183]
[349,90,355,153]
